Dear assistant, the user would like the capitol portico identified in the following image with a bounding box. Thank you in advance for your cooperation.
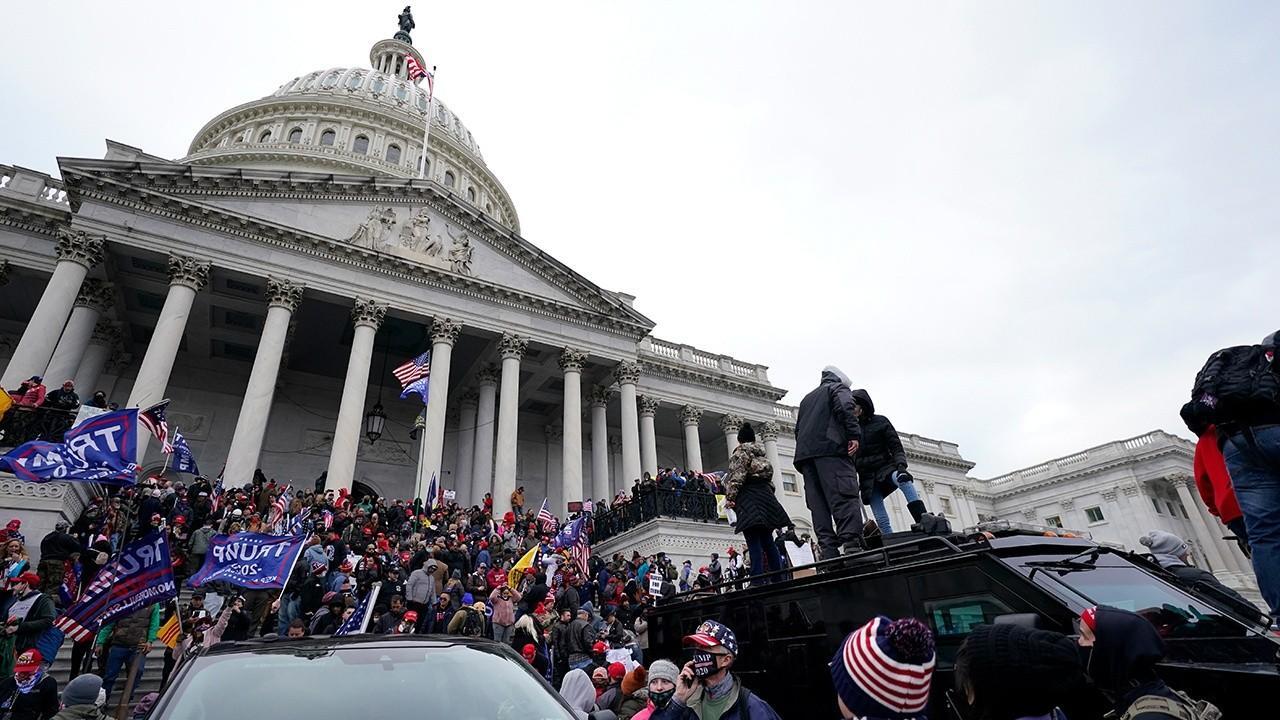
[0,14,1259,599]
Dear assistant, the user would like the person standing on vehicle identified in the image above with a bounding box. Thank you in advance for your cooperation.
[1077,606,1220,720]
[829,616,935,720]
[850,390,936,534]
[954,623,1084,720]
[1181,403,1250,558]
[651,620,782,720]
[793,366,864,559]
[1138,530,1258,612]
[723,423,788,583]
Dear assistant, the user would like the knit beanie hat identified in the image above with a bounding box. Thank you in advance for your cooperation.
[1139,530,1188,567]
[737,423,756,444]
[954,624,1083,719]
[647,659,680,687]
[830,616,935,719]
[622,665,648,695]
[62,674,104,707]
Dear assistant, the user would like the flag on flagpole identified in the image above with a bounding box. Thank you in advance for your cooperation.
[508,546,539,589]
[552,517,590,578]
[395,351,431,405]
[157,614,181,649]
[286,506,313,537]
[537,498,557,533]
[209,476,224,513]
[268,487,292,528]
[406,55,434,96]
[170,430,200,475]
[139,400,171,449]
[335,582,382,636]
[321,509,334,531]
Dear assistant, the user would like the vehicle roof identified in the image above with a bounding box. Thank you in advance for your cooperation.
[203,633,502,656]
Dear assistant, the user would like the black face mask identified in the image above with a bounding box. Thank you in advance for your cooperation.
[690,651,716,678]
[650,688,675,709]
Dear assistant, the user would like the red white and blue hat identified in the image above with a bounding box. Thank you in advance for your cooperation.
[830,616,936,719]
[683,620,739,656]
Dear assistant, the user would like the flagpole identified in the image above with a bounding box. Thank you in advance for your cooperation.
[357,582,382,634]
[418,66,436,180]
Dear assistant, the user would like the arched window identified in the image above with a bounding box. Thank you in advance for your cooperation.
[466,187,476,203]
[321,72,339,89]
[258,129,272,143]
[371,76,386,94]
[386,144,401,164]
[485,203,492,214]
[353,135,370,154]
[288,127,303,143]
[319,129,336,146]
[395,84,408,101]
[443,171,455,187]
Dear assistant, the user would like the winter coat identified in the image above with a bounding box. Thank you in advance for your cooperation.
[725,443,790,534]
[1166,563,1257,613]
[1086,606,1209,719]
[488,587,521,627]
[618,690,650,720]
[14,383,46,407]
[405,568,436,605]
[649,675,782,720]
[188,526,216,555]
[3,590,55,654]
[850,389,908,501]
[793,370,860,463]
[0,674,58,720]
[51,704,113,720]
[1193,425,1242,523]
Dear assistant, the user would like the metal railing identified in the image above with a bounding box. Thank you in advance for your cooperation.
[0,405,79,447]
[590,487,720,544]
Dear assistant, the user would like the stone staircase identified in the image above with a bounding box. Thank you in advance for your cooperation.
[47,586,196,704]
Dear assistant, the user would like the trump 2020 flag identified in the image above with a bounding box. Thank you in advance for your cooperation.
[170,430,200,475]
[187,532,307,590]
[36,531,177,659]
[0,409,140,485]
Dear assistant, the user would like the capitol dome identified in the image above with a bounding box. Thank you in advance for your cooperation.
[181,33,519,231]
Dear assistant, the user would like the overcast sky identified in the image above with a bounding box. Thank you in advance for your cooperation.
[3,2,1276,477]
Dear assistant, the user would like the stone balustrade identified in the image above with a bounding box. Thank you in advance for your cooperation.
[984,430,1190,488]
[0,165,71,207]
[639,336,771,384]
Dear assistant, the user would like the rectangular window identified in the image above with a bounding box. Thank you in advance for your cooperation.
[1166,501,1178,516]
[225,278,261,295]
[1178,503,1189,519]
[222,310,261,330]
[940,497,954,516]
[781,471,798,493]
[1151,497,1162,514]
[1045,515,1063,528]
[1085,506,1105,524]
[925,594,1013,638]
[130,257,167,274]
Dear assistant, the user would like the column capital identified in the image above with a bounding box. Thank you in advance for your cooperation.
[167,254,211,291]
[1101,489,1119,502]
[613,360,640,386]
[638,395,659,418]
[54,228,105,269]
[719,413,744,435]
[589,385,612,408]
[498,332,528,360]
[1060,499,1074,511]
[1166,473,1194,490]
[73,279,114,314]
[559,347,587,373]
[1122,483,1140,497]
[350,297,387,329]
[0,260,10,286]
[1022,509,1038,521]
[459,389,480,407]
[89,319,121,347]
[431,317,463,346]
[680,405,703,426]
[476,363,500,386]
[266,277,305,312]
[921,478,936,493]
[759,420,780,441]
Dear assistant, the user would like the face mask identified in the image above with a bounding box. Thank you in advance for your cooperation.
[650,688,675,709]
[690,651,716,678]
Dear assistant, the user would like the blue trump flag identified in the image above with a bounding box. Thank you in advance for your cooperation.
[0,409,139,485]
[35,531,176,660]
[170,430,200,475]
[400,376,429,405]
[188,532,306,590]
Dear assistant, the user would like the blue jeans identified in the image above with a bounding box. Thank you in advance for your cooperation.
[744,527,784,583]
[103,645,147,703]
[869,471,921,534]
[277,594,300,635]
[1222,425,1280,615]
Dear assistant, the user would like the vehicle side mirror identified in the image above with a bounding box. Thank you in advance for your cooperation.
[588,712,618,720]
[992,612,1042,629]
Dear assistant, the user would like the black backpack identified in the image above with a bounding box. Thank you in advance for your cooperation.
[462,607,484,637]
[1186,345,1279,428]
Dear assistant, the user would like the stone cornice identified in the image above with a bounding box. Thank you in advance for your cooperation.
[58,159,655,341]
[975,443,1192,500]
[636,355,786,403]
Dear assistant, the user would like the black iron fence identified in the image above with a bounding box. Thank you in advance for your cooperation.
[0,405,79,448]
[590,487,720,544]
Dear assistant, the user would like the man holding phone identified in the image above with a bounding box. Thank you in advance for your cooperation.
[650,620,781,720]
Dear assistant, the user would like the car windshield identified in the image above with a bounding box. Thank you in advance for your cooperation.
[157,643,575,720]
[1016,553,1248,639]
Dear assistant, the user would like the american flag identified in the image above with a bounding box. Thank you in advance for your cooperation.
[321,509,335,531]
[393,351,431,389]
[334,582,382,636]
[287,506,314,537]
[537,498,557,533]
[406,55,434,95]
[139,400,170,449]
[552,517,590,578]
[210,476,224,513]
[269,487,292,528]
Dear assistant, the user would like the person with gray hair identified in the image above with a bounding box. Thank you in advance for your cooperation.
[793,366,864,559]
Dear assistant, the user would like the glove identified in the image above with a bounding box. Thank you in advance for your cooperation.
[896,462,909,472]
[895,470,914,485]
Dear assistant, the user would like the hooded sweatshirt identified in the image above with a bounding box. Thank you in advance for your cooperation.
[560,669,597,720]
[1085,606,1188,717]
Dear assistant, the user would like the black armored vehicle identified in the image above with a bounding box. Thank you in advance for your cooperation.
[648,525,1279,719]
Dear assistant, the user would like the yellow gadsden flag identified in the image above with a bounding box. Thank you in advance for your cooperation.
[508,545,539,589]
[157,614,182,649]
[0,389,12,423]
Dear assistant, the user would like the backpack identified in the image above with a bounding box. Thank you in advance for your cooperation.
[1187,345,1280,427]
[461,608,484,637]
[1116,690,1221,720]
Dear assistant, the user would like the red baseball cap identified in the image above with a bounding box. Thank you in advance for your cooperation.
[14,649,42,673]
[403,610,419,622]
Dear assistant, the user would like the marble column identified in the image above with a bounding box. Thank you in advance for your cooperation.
[128,254,210,459]
[559,348,586,512]
[1,229,103,388]
[720,414,744,460]
[74,320,120,395]
[760,421,782,486]
[324,298,387,492]
[416,318,462,500]
[471,365,499,504]
[1190,489,1247,575]
[680,405,704,473]
[589,386,611,508]
[223,278,304,488]
[638,395,659,478]
[455,390,479,506]
[1170,475,1228,573]
[44,279,113,386]
[493,333,528,516]
[615,361,642,489]
[609,437,624,497]
[1101,489,1138,549]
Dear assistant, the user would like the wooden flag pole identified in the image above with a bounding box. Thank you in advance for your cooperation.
[115,651,144,720]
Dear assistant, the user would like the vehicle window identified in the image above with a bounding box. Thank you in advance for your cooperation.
[925,594,1012,638]
[159,645,573,720]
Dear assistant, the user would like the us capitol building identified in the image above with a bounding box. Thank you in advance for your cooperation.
[0,13,1256,595]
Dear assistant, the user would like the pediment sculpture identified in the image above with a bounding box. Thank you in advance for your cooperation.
[341,207,475,277]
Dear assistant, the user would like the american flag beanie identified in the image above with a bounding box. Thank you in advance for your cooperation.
[830,616,936,719]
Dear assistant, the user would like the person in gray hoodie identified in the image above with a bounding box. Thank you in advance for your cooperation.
[1139,530,1257,613]
[405,561,437,633]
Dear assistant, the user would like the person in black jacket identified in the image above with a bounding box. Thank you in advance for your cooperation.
[793,366,863,559]
[850,389,933,534]
[0,650,59,720]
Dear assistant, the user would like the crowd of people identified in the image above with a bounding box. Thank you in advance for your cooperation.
[0,377,113,448]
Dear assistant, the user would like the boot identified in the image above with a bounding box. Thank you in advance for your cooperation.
[862,519,883,549]
[907,500,928,525]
